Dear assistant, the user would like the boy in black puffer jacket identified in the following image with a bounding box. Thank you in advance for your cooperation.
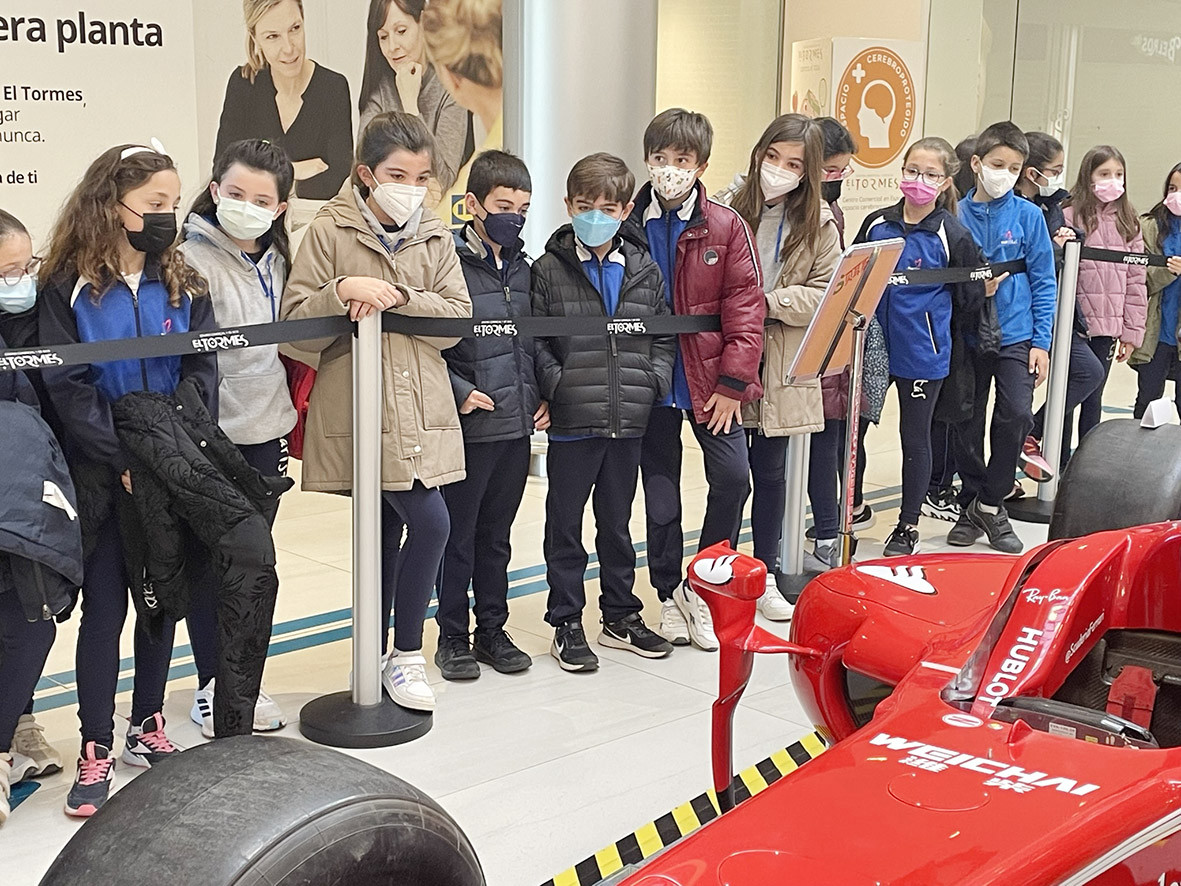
[533,153,676,673]
[436,151,546,682]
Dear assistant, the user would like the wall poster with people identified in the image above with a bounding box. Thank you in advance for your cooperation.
[0,0,504,247]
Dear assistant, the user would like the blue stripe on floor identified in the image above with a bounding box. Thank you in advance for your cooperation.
[35,486,909,712]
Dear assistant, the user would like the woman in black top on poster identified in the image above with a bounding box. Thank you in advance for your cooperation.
[216,0,353,201]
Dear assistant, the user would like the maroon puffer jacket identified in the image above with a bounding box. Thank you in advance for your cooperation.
[626,182,766,424]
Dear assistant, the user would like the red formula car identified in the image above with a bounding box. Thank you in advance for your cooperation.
[615,522,1181,886]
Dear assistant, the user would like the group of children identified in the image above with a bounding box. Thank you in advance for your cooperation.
[0,106,1177,826]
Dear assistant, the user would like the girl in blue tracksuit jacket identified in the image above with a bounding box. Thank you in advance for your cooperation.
[854,137,985,557]
[37,143,217,818]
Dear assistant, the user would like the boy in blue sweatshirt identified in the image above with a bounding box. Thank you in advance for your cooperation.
[950,121,1056,554]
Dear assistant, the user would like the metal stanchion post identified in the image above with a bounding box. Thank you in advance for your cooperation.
[1009,239,1081,523]
[839,313,868,565]
[300,311,432,747]
[777,432,812,601]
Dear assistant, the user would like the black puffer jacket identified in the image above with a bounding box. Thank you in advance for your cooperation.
[531,227,675,439]
[442,226,541,442]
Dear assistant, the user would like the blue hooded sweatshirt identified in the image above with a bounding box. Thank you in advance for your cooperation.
[958,189,1057,351]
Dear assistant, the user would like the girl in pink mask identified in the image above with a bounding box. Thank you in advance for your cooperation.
[1063,145,1147,441]
[851,137,986,557]
[1129,161,1181,418]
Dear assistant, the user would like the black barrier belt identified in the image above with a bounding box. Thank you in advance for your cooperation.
[885,258,1027,287]
[0,312,722,373]
[1079,245,1168,268]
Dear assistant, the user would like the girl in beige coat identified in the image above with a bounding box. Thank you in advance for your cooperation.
[282,112,471,712]
[718,114,841,617]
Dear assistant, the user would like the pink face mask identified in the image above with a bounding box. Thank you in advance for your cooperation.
[1092,178,1125,204]
[1165,192,1181,217]
[900,177,940,205]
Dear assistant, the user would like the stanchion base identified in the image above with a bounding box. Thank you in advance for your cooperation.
[775,570,816,605]
[1006,495,1056,525]
[299,691,432,749]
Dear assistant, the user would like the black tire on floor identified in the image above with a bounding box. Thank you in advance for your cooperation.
[1049,419,1181,540]
[40,736,485,886]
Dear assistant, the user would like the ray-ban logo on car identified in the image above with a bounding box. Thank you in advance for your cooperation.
[607,319,647,335]
[193,332,250,352]
[474,320,518,337]
[0,350,64,371]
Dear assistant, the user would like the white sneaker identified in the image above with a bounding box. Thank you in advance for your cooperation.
[382,651,436,712]
[659,599,690,646]
[191,682,215,739]
[7,753,38,785]
[191,680,288,739]
[673,581,719,652]
[0,754,10,825]
[252,688,287,733]
[757,574,795,622]
[12,715,63,777]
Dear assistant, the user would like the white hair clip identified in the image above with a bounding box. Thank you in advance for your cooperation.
[120,138,171,161]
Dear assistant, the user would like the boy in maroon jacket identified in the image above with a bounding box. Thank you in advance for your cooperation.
[622,108,766,652]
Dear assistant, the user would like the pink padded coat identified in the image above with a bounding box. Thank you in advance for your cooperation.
[1063,203,1147,347]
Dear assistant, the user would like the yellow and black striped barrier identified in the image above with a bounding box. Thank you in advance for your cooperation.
[541,731,828,886]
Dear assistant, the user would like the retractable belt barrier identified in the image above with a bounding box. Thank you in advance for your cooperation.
[0,249,1159,375]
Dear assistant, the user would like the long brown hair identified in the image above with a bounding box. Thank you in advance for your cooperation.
[1067,145,1140,242]
[40,145,208,306]
[903,136,961,216]
[1142,161,1181,248]
[730,114,823,261]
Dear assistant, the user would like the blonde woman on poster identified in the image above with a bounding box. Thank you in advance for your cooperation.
[422,0,503,224]
[358,0,473,196]
[215,0,353,209]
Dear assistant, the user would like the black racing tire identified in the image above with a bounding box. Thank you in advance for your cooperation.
[40,736,484,886]
[1049,419,1181,540]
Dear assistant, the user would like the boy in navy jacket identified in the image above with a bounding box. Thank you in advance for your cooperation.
[951,121,1057,554]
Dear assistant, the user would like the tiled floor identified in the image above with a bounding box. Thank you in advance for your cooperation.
[4,363,1151,885]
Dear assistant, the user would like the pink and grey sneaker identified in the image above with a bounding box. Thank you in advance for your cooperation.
[122,713,182,769]
[65,743,116,818]
[1020,435,1054,483]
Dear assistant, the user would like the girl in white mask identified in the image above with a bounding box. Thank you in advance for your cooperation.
[178,138,296,740]
[282,111,471,714]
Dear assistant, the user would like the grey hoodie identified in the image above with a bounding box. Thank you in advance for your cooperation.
[179,213,297,446]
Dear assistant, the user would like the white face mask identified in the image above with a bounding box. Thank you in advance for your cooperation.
[647,164,698,202]
[1034,170,1065,199]
[977,165,1019,199]
[760,161,802,200]
[371,180,427,226]
[215,195,277,241]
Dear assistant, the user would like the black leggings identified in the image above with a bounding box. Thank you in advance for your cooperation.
[0,572,55,751]
[381,482,450,655]
[891,377,943,526]
[808,418,869,541]
[1076,336,1116,441]
[1133,341,1181,419]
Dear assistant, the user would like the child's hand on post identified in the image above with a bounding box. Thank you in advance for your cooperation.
[1052,227,1076,248]
[337,276,407,320]
[703,393,742,435]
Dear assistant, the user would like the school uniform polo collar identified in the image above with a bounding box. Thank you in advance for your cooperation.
[643,193,696,225]
[574,236,626,266]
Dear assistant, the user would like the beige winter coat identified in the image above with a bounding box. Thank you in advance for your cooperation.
[280,182,472,492]
[714,189,842,436]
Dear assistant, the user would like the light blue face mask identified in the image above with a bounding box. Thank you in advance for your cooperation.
[0,275,36,314]
[571,209,622,248]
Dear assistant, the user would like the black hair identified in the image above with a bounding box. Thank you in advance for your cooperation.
[974,121,1029,162]
[358,0,426,114]
[1023,131,1064,174]
[816,116,857,160]
[953,136,978,196]
[189,138,295,266]
[0,208,29,241]
[466,150,531,203]
[1144,161,1181,246]
[353,111,437,196]
[644,108,714,164]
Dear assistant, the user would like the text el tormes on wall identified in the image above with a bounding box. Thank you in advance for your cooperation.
[0,13,164,54]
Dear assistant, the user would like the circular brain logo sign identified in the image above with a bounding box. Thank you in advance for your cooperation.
[836,47,916,169]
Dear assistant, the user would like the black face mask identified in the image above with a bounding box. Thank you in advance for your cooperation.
[821,180,844,204]
[479,209,526,248]
[122,203,178,254]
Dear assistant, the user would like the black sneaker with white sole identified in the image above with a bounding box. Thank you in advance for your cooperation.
[599,613,674,659]
[551,621,599,672]
[921,487,961,522]
[883,522,920,557]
